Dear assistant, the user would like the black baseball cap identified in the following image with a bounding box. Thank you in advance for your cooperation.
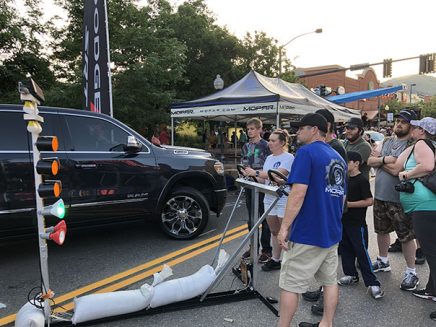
[293,113,328,133]
[347,151,362,163]
[316,109,335,125]
[395,109,418,123]
[345,117,364,129]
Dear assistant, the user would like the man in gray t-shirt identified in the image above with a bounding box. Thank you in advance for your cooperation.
[367,109,419,291]
[343,118,372,180]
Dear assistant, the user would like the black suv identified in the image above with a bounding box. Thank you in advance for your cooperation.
[0,105,226,240]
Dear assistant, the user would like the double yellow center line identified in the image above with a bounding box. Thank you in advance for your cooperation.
[0,224,248,326]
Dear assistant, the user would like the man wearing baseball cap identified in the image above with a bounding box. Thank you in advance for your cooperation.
[367,108,420,291]
[278,113,346,327]
[316,109,347,162]
[343,117,372,180]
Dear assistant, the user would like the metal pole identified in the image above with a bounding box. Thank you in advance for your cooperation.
[377,96,381,131]
[171,117,174,145]
[103,0,113,118]
[279,47,283,77]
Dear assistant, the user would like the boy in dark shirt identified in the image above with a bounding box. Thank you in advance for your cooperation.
[338,151,384,299]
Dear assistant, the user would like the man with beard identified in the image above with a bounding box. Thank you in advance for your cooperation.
[367,109,420,291]
[343,117,372,180]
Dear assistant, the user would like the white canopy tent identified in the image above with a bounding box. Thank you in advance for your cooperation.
[170,70,360,144]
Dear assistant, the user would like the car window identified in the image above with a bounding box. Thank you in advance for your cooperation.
[64,115,130,152]
[0,112,30,151]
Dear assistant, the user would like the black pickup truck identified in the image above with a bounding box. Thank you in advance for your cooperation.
[0,104,227,240]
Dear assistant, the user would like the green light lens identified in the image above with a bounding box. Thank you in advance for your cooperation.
[56,202,65,219]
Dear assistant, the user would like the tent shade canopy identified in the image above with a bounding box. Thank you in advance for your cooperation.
[170,71,360,124]
[327,85,405,104]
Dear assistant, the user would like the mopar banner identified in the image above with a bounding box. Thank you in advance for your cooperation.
[82,0,113,116]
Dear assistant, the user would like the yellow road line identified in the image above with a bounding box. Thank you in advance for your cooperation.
[0,225,248,326]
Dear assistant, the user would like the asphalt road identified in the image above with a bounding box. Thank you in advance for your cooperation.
[1,186,435,327]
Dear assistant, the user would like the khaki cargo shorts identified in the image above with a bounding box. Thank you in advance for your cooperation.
[373,199,415,243]
[279,242,338,294]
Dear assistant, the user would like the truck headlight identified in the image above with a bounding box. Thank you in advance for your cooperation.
[214,162,224,175]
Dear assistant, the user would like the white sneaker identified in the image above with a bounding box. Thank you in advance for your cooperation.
[369,285,385,299]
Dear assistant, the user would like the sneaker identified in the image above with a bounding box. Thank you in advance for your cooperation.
[415,248,426,265]
[302,287,322,302]
[372,257,391,272]
[299,323,319,327]
[261,259,281,271]
[338,275,359,286]
[412,289,436,301]
[310,297,324,316]
[431,311,436,321]
[388,238,402,253]
[368,285,385,299]
[400,272,419,291]
[258,251,271,263]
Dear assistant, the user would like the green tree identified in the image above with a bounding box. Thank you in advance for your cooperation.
[0,0,55,103]
[167,0,241,101]
[50,0,187,132]
[420,96,436,118]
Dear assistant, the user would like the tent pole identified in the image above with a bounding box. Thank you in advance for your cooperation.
[171,117,174,145]
[234,118,237,165]
[276,101,280,128]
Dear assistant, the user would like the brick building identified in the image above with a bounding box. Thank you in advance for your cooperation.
[298,65,382,119]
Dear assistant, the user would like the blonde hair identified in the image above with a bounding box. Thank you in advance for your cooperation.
[246,118,263,129]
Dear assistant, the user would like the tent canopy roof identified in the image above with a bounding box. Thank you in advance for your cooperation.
[171,70,360,123]
[327,85,405,104]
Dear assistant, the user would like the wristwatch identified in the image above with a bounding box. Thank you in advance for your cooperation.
[255,170,260,177]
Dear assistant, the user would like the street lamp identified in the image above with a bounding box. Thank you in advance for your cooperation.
[278,28,323,76]
[409,83,417,104]
[214,74,224,90]
[213,74,225,162]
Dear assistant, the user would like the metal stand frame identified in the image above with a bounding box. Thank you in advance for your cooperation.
[51,178,285,325]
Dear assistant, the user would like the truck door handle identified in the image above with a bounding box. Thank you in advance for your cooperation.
[75,164,97,169]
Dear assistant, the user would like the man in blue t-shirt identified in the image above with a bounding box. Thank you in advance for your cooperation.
[277,113,347,327]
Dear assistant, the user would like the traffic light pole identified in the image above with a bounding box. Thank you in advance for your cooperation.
[21,95,53,324]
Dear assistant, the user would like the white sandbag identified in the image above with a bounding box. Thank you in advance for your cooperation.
[151,264,173,286]
[150,265,216,308]
[15,302,45,327]
[72,289,151,324]
[215,249,230,274]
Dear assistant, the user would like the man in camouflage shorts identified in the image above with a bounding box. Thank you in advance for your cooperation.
[368,109,419,291]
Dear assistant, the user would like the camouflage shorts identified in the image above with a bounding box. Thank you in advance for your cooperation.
[373,199,415,242]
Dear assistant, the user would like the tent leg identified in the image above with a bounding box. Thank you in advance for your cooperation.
[171,117,174,145]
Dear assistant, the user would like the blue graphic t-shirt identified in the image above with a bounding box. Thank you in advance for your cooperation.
[287,141,347,248]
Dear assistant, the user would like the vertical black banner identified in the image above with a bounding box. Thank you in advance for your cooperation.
[83,0,112,116]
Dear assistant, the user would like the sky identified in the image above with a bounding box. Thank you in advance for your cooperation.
[201,0,436,81]
[31,0,436,82]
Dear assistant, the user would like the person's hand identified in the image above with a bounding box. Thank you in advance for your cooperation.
[243,167,255,177]
[371,148,380,157]
[399,170,408,180]
[277,227,289,251]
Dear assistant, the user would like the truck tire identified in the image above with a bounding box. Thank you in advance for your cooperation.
[160,187,209,240]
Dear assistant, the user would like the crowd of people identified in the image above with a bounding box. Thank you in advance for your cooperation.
[237,111,436,327]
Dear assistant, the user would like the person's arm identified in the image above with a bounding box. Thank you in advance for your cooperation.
[242,166,266,183]
[277,183,308,250]
[368,142,384,167]
[347,197,373,208]
[384,145,413,176]
[399,141,435,180]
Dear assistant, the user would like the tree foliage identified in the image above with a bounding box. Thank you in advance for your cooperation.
[0,0,55,102]
[1,0,296,134]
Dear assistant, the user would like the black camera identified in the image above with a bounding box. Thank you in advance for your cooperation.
[395,180,415,193]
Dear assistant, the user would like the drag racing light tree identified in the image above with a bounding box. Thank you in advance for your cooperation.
[20,79,67,323]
